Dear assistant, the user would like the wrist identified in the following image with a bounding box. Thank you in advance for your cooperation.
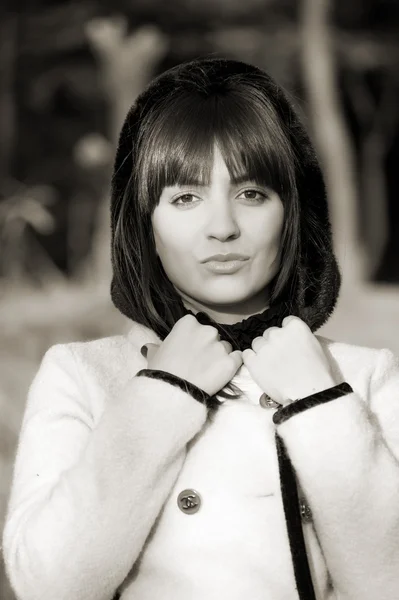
[285,374,340,405]
[273,382,353,425]
[136,368,221,409]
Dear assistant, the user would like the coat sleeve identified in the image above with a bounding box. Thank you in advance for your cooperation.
[2,344,207,600]
[274,348,399,600]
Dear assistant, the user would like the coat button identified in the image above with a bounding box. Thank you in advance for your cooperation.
[177,489,202,514]
[259,393,282,409]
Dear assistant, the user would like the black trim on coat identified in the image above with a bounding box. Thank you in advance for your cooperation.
[273,382,353,426]
[275,432,317,600]
[136,368,221,409]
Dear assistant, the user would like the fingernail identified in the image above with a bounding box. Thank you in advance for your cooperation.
[140,344,148,358]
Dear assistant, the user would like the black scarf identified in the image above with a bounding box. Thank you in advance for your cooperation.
[180,301,291,351]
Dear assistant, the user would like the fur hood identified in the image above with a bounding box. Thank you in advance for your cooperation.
[109,57,341,333]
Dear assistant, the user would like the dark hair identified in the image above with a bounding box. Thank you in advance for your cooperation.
[112,69,302,402]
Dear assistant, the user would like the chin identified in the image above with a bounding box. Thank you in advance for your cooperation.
[195,286,255,307]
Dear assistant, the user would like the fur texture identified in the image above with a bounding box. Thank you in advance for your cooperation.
[4,331,399,600]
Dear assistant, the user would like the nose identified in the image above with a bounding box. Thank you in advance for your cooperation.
[206,202,240,241]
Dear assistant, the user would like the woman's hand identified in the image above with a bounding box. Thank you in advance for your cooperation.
[142,314,243,397]
[242,315,340,406]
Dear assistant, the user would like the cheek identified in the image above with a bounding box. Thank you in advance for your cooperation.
[256,205,285,256]
[155,229,193,260]
[152,212,193,263]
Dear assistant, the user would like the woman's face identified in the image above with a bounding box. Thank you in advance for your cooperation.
[151,145,284,320]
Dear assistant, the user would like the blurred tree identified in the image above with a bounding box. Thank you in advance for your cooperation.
[85,17,169,137]
[82,17,169,287]
[299,0,366,285]
[0,181,60,284]
[344,68,399,278]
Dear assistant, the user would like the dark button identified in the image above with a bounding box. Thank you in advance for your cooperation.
[300,498,313,523]
[177,489,202,514]
[259,393,282,409]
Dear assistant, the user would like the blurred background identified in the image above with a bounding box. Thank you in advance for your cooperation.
[1,0,399,596]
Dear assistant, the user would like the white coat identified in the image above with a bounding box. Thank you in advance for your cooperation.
[3,321,399,600]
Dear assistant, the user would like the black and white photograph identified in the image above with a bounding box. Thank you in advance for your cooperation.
[1,1,399,599]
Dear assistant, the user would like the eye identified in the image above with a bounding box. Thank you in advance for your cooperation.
[171,193,199,207]
[237,188,269,203]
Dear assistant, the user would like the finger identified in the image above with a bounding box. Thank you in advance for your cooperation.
[242,348,255,363]
[251,336,266,353]
[282,315,299,327]
[220,340,233,354]
[229,350,243,371]
[262,326,280,339]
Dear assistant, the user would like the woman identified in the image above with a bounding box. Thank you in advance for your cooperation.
[3,58,399,600]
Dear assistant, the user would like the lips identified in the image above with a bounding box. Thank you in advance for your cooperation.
[203,259,249,275]
[203,254,249,263]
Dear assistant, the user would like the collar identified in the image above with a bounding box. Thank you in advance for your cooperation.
[127,301,291,353]
[181,302,290,352]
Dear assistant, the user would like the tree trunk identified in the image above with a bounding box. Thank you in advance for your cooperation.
[299,0,366,285]
[82,20,168,290]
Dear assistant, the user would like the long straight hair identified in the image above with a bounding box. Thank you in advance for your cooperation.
[112,72,301,401]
